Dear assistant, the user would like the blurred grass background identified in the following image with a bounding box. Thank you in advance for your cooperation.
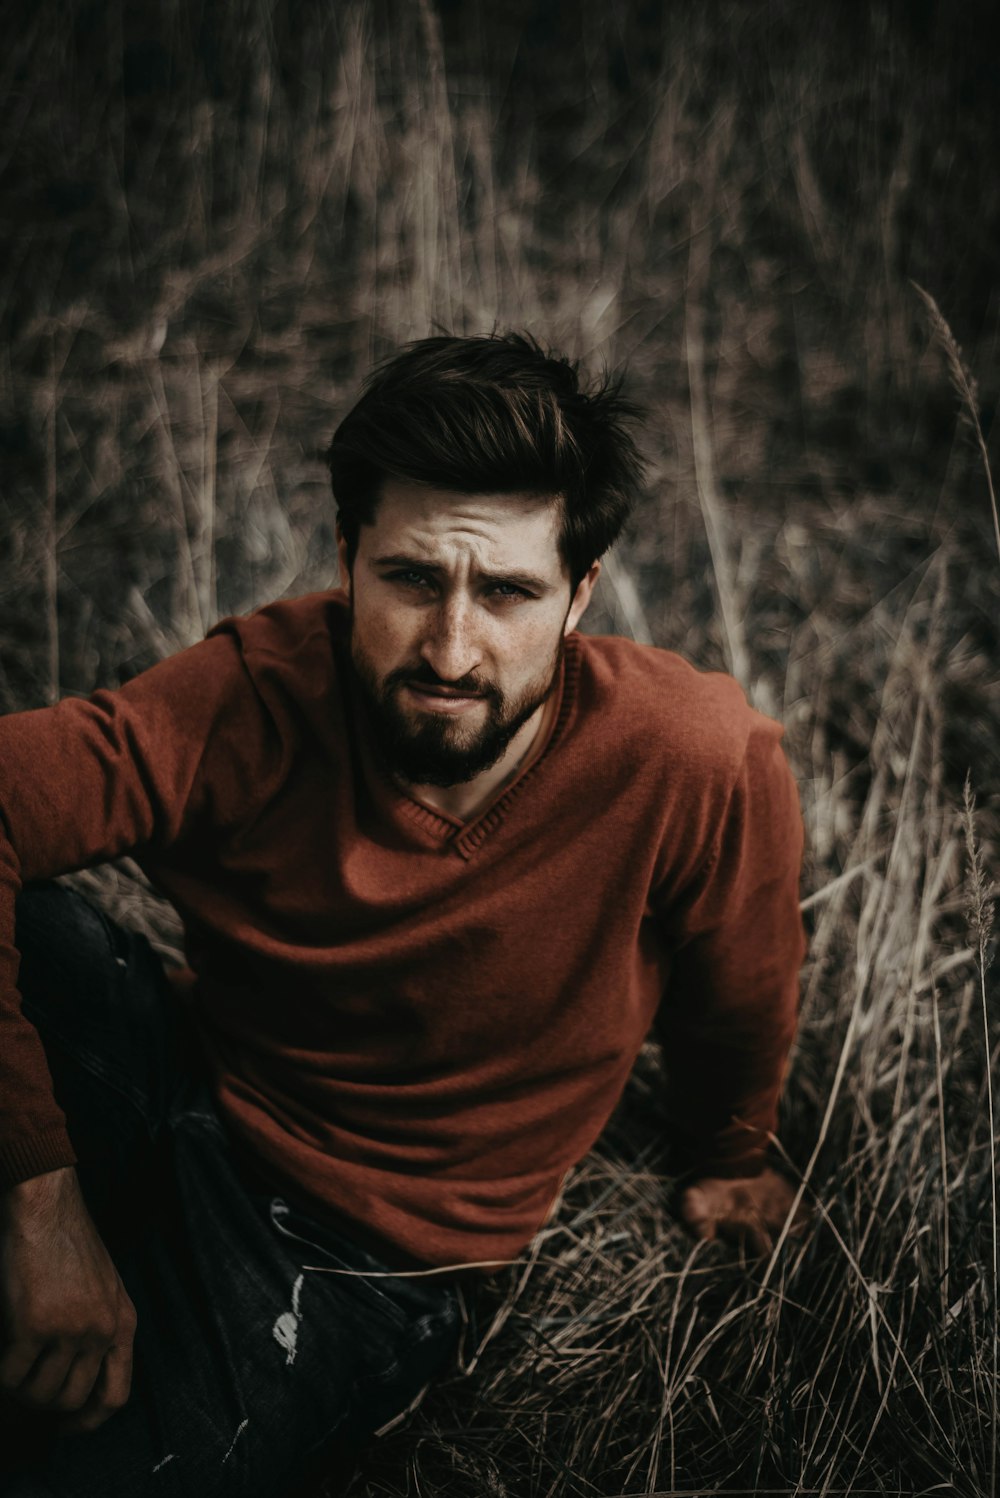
[2,1,999,1493]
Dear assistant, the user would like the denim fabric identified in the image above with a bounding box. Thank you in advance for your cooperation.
[0,884,465,1498]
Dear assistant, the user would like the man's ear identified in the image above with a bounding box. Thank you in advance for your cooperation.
[336,525,351,596]
[564,560,601,635]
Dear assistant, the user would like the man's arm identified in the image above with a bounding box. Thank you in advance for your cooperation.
[0,628,276,1425]
[653,716,808,1252]
[0,629,272,1185]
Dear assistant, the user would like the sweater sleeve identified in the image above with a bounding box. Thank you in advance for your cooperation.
[0,630,277,1189]
[653,716,807,1180]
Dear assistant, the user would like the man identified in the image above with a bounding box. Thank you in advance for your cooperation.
[0,333,807,1496]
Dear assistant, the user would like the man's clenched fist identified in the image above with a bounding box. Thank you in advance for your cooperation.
[0,1166,136,1432]
[679,1165,811,1257]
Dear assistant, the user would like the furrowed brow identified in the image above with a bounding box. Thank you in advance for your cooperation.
[372,554,554,593]
[371,553,436,569]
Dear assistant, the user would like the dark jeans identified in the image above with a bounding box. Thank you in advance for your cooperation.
[0,884,465,1498]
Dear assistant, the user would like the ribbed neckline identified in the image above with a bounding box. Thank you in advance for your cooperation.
[369,634,582,862]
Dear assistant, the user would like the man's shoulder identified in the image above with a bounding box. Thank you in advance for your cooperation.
[209,588,349,665]
[194,591,353,743]
[571,632,759,778]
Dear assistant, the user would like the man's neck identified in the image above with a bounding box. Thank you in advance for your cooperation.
[401,694,557,823]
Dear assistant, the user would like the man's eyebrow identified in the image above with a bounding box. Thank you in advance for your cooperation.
[478,568,555,593]
[371,554,555,593]
[371,553,437,570]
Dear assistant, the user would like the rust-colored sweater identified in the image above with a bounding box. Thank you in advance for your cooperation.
[0,591,806,1268]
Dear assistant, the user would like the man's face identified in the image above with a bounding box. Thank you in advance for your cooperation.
[339,479,598,787]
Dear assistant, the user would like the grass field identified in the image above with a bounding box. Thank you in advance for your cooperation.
[1,2,999,1493]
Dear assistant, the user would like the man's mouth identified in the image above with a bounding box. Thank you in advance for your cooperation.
[400,681,488,714]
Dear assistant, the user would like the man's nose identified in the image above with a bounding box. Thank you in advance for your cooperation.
[418,595,482,683]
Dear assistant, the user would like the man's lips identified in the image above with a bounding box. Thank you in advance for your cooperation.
[400,681,488,714]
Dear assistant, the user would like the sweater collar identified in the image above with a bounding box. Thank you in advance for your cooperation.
[345,634,582,861]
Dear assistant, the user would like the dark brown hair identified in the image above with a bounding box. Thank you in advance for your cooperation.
[326,332,645,587]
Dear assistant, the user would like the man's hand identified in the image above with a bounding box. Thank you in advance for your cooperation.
[679,1166,810,1256]
[0,1166,136,1432]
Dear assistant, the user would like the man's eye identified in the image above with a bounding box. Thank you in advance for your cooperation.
[389,570,433,589]
[490,582,531,601]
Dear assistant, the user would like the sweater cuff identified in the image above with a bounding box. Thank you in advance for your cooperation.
[670,1153,768,1185]
[0,1127,78,1190]
[667,1132,770,1183]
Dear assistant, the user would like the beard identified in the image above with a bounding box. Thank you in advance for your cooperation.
[350,634,564,788]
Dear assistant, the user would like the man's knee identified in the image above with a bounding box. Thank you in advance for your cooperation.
[12,880,182,1161]
[14,882,127,1015]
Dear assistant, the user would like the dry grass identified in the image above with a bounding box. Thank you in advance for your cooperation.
[1,2,998,1494]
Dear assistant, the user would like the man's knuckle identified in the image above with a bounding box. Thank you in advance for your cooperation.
[87,1311,118,1344]
[32,1319,74,1349]
[69,1410,108,1433]
[17,1303,57,1339]
[50,1387,87,1413]
[0,1335,38,1364]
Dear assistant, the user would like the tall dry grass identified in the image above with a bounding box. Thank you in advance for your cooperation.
[0,1,998,1493]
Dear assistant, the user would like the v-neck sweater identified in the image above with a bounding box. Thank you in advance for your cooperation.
[0,590,806,1270]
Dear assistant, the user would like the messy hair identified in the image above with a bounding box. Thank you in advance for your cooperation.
[326,332,645,587]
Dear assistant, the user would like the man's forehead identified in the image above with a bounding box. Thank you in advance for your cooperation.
[366,481,565,568]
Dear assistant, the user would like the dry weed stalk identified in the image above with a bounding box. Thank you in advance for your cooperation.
[912,282,1000,572]
[963,775,998,1497]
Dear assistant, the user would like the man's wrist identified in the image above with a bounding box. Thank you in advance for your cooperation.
[0,1164,79,1223]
